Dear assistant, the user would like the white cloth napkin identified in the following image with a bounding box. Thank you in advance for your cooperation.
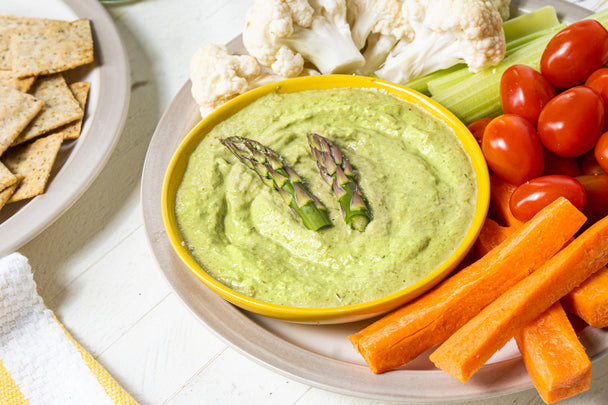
[0,252,116,405]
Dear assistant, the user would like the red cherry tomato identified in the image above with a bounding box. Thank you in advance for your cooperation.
[581,150,607,175]
[467,117,492,146]
[482,114,545,185]
[510,175,586,222]
[595,131,608,172]
[542,149,582,177]
[500,65,555,126]
[537,86,605,158]
[541,19,608,88]
[576,174,608,224]
[585,68,608,130]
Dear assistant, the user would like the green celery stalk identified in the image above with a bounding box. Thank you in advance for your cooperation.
[404,64,464,95]
[502,6,559,42]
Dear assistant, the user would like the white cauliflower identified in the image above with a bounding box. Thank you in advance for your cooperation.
[242,0,364,76]
[190,44,318,117]
[346,0,413,76]
[375,0,507,84]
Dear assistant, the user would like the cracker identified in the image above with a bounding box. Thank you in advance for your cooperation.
[8,18,94,77]
[0,14,53,70]
[0,83,44,155]
[12,74,83,145]
[2,133,63,202]
[0,70,36,92]
[52,81,90,141]
[0,177,20,210]
[0,161,17,190]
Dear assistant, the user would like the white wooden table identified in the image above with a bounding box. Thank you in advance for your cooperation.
[17,0,608,404]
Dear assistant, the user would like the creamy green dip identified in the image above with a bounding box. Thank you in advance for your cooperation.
[176,88,476,308]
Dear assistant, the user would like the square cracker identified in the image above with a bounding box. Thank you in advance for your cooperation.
[0,70,36,92]
[51,81,90,141]
[0,83,44,155]
[0,14,55,70]
[8,18,94,78]
[12,73,83,145]
[2,133,63,202]
[0,161,17,190]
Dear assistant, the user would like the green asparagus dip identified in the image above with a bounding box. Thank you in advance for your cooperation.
[176,88,477,308]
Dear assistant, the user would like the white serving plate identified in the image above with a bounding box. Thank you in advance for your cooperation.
[142,0,608,401]
[0,0,130,256]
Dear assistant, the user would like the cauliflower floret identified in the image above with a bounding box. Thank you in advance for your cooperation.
[347,0,412,50]
[189,44,261,117]
[375,0,507,84]
[190,44,318,117]
[243,0,364,76]
[346,0,413,76]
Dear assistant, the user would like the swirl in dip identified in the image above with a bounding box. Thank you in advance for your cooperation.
[175,88,477,308]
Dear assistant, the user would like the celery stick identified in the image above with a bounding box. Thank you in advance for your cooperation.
[503,6,559,42]
[404,64,464,95]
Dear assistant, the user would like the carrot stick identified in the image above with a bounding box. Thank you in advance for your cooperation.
[489,173,526,228]
[430,214,608,383]
[349,197,586,374]
[515,302,592,404]
[561,267,608,328]
[473,218,516,259]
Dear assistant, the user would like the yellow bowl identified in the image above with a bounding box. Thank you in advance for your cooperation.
[162,75,490,324]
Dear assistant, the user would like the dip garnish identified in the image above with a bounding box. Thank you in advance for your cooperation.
[221,136,332,231]
[307,132,370,232]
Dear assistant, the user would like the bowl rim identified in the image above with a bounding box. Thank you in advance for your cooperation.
[161,74,490,323]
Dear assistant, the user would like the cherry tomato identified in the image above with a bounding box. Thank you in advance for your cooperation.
[510,175,586,221]
[576,174,608,224]
[482,114,545,185]
[500,65,555,126]
[595,131,608,172]
[467,117,492,146]
[542,149,582,177]
[541,19,608,88]
[537,86,605,158]
[585,68,608,129]
[581,151,607,175]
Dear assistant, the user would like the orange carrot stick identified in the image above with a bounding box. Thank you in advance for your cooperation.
[561,267,608,328]
[515,302,592,404]
[473,218,515,259]
[489,173,526,228]
[349,197,586,374]
[430,214,608,383]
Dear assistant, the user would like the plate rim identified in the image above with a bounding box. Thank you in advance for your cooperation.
[0,0,131,257]
[141,0,607,401]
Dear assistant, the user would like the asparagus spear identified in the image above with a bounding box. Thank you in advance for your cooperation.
[221,136,332,231]
[307,133,370,231]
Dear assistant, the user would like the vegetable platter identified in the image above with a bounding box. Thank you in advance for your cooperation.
[143,0,608,402]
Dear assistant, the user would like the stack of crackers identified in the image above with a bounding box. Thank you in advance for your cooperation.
[0,14,94,212]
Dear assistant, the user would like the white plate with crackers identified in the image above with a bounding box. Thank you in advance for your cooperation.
[0,0,129,256]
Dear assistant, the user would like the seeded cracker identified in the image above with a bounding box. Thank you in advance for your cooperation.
[2,133,64,202]
[12,74,83,145]
[0,178,19,210]
[0,161,17,191]
[0,14,55,70]
[8,18,93,78]
[0,84,44,155]
[0,70,36,92]
[52,81,90,141]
